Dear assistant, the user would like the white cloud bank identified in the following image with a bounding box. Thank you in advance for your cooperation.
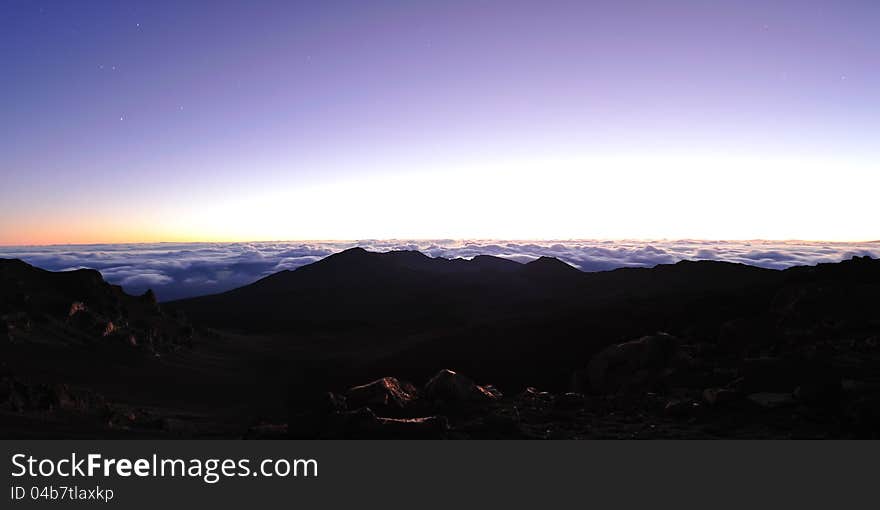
[1,240,877,301]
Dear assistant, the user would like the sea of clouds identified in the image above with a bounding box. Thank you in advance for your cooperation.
[1,240,877,302]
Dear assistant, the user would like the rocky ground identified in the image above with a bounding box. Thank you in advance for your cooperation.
[2,255,879,439]
[285,337,880,439]
[3,329,878,439]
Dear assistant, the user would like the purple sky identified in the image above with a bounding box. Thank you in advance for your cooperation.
[2,1,878,244]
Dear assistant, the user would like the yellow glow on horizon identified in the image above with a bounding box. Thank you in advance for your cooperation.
[160,153,877,244]
[2,153,877,246]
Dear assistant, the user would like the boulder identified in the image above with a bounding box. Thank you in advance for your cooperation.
[68,301,87,317]
[346,377,417,409]
[101,321,117,337]
[579,333,689,394]
[424,369,501,403]
[517,387,553,404]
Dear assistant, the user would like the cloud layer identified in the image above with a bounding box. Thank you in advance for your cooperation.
[2,240,877,301]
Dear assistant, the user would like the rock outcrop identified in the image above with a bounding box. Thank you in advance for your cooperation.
[424,369,502,404]
[0,259,193,352]
[346,377,418,410]
[576,333,691,394]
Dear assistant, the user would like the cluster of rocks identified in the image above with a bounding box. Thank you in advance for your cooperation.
[1,311,31,343]
[285,326,880,439]
[0,371,209,437]
[0,260,194,352]
[564,329,880,438]
[63,298,194,352]
[0,374,108,415]
[288,369,504,438]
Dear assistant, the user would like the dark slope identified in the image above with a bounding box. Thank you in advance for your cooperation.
[170,248,580,333]
[1,259,325,439]
[168,248,790,388]
[172,248,779,329]
[1,258,191,350]
[171,248,780,323]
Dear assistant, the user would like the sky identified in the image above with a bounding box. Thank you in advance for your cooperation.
[1,0,879,244]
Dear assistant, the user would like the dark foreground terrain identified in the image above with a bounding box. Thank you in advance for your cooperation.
[2,249,879,438]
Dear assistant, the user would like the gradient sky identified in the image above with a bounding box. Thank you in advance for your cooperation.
[2,0,878,245]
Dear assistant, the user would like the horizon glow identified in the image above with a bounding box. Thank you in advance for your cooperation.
[2,1,879,245]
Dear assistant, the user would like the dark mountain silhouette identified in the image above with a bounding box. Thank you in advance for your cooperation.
[522,255,582,276]
[2,251,880,438]
[171,248,775,331]
[168,249,785,386]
